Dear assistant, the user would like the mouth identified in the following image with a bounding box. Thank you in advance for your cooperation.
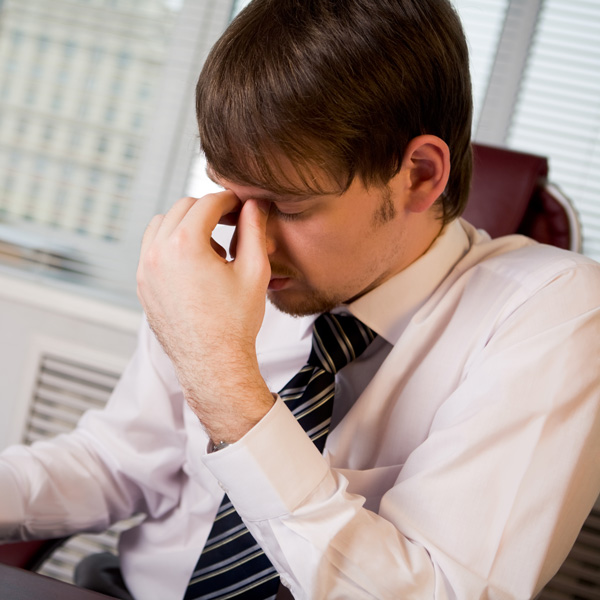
[268,276,291,291]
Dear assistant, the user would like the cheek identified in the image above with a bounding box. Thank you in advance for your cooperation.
[278,219,340,261]
[286,221,375,285]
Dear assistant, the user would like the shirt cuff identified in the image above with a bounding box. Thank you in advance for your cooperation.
[202,396,331,521]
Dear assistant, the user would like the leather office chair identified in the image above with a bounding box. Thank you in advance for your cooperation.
[0,143,589,592]
[0,537,66,571]
[464,142,582,251]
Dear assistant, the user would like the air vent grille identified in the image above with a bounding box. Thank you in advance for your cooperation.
[22,353,137,584]
[23,354,120,444]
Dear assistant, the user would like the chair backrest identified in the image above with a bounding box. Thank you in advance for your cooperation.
[463,143,582,251]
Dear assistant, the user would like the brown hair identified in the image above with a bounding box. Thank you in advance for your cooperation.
[196,0,473,222]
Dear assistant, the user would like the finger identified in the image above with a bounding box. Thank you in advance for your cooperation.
[175,190,241,245]
[140,214,165,261]
[233,199,271,281]
[154,196,198,240]
[218,207,241,227]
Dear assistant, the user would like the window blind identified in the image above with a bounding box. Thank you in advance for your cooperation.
[0,0,183,301]
[0,0,233,306]
[451,0,508,130]
[506,0,600,262]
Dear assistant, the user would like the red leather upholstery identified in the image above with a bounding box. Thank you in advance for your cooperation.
[0,538,66,571]
[463,143,577,250]
[518,184,573,249]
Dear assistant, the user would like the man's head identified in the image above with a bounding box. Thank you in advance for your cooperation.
[196,0,473,224]
[196,0,473,316]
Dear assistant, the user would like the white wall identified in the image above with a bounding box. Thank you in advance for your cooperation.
[0,271,141,449]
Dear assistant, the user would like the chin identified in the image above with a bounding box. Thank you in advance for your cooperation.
[267,289,342,317]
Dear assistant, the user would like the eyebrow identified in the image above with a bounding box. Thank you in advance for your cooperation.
[204,167,321,203]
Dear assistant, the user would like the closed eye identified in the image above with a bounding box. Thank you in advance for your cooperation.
[270,203,307,221]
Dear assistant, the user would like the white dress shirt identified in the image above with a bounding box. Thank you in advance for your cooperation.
[1,219,599,600]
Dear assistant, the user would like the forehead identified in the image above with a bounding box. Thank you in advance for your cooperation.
[205,160,345,201]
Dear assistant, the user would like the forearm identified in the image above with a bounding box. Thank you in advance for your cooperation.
[178,348,275,446]
[0,322,190,542]
[0,433,138,540]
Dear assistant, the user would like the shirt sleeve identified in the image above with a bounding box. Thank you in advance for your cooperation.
[203,263,600,600]
[204,397,438,598]
[0,321,190,541]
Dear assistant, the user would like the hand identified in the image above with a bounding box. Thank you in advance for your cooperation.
[136,192,275,444]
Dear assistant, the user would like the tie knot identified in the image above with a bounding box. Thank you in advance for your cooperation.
[308,313,377,374]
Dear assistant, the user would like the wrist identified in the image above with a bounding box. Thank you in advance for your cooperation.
[203,386,276,445]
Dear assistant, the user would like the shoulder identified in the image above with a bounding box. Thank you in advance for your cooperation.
[458,223,600,301]
[425,225,600,345]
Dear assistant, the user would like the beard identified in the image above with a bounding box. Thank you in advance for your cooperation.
[267,287,343,317]
[266,260,347,317]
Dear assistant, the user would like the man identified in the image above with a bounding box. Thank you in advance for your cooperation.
[1,0,599,598]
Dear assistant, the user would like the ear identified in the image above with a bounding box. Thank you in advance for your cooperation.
[400,135,450,214]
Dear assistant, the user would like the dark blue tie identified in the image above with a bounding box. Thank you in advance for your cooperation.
[184,313,377,600]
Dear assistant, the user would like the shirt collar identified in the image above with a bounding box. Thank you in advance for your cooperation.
[348,219,471,344]
[295,219,471,344]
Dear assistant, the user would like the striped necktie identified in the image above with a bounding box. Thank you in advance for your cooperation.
[184,313,377,600]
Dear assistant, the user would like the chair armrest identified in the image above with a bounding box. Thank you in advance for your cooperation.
[0,538,68,571]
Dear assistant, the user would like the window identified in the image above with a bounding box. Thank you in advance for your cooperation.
[104,105,117,123]
[43,124,55,142]
[452,0,600,263]
[63,40,77,58]
[90,46,104,63]
[97,136,109,154]
[506,0,600,261]
[37,35,50,53]
[10,29,24,48]
[451,0,508,128]
[51,94,63,111]
[0,0,234,305]
[116,50,132,69]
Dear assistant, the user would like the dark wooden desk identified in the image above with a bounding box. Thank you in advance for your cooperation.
[0,563,115,599]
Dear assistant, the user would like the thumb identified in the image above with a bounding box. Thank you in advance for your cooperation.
[234,199,271,282]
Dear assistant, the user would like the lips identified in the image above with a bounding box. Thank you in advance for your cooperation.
[268,276,291,291]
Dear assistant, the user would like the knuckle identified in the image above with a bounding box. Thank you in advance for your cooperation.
[148,214,164,228]
[135,269,148,299]
[174,196,197,208]
[170,226,191,251]
[143,245,163,270]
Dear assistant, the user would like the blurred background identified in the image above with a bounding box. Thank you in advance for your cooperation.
[0,0,598,593]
